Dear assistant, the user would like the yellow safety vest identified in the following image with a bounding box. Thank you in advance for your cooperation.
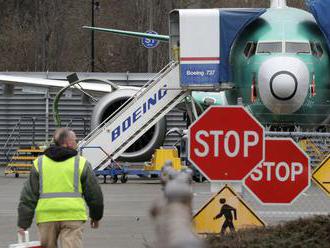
[34,155,87,223]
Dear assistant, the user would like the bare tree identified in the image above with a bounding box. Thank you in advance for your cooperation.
[0,0,309,72]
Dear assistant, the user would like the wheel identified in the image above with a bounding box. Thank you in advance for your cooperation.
[109,175,118,184]
[15,173,19,178]
[120,174,128,183]
[192,172,206,183]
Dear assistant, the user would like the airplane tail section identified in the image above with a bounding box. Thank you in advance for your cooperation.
[270,0,287,8]
[78,62,187,170]
[82,26,170,42]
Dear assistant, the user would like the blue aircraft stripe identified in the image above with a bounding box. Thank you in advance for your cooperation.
[180,64,220,85]
[218,8,266,82]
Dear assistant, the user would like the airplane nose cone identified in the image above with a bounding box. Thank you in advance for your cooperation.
[270,72,297,100]
[258,57,309,114]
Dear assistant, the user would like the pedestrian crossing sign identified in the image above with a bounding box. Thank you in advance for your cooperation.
[193,185,265,234]
[313,154,330,196]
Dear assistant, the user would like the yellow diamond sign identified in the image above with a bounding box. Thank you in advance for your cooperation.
[313,154,330,196]
[193,185,265,234]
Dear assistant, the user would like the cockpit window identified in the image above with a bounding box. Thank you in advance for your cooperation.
[243,42,257,58]
[310,42,324,58]
[256,42,282,54]
[316,43,324,57]
[285,42,310,54]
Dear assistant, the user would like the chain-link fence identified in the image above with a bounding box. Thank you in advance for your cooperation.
[237,131,330,225]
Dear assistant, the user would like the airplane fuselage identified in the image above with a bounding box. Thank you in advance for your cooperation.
[227,7,330,129]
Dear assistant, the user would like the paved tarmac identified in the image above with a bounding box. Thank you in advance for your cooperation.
[1,167,329,247]
[0,168,212,248]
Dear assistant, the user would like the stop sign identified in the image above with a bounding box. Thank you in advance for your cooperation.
[244,138,310,204]
[188,106,264,181]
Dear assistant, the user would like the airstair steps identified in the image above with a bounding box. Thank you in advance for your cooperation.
[17,148,44,153]
[4,146,44,177]
[7,163,32,167]
[11,156,38,160]
[79,62,187,170]
[110,91,188,163]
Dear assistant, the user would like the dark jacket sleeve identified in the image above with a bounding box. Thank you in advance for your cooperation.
[81,161,104,221]
[17,166,40,229]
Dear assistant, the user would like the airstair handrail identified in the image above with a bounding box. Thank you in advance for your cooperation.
[80,61,178,146]
[3,119,21,149]
[3,116,88,164]
[3,116,37,149]
[3,116,37,163]
[65,117,88,137]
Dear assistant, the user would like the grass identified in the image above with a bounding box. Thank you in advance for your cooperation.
[206,215,330,248]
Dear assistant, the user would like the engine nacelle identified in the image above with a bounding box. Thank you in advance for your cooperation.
[91,89,167,162]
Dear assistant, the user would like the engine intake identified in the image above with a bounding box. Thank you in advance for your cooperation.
[91,89,166,162]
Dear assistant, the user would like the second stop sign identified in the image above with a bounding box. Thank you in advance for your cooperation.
[244,138,310,204]
[188,106,264,181]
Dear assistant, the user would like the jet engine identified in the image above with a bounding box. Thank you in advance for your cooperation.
[91,88,167,162]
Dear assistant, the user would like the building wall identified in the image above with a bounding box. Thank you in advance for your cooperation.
[0,73,186,165]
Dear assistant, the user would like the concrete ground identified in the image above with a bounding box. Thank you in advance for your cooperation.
[1,167,329,247]
[0,168,211,248]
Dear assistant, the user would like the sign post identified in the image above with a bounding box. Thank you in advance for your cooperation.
[244,138,310,204]
[188,106,264,181]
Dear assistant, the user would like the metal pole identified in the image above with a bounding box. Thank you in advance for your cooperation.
[147,0,153,72]
[45,89,49,143]
[83,118,87,137]
[32,117,36,147]
[18,120,21,147]
[191,98,198,121]
[91,0,95,72]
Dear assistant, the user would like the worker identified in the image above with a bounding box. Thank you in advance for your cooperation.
[17,128,104,248]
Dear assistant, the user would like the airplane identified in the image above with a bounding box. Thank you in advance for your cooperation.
[0,0,329,163]
[83,0,330,131]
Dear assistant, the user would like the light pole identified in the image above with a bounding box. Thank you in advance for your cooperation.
[91,1,100,72]
[148,0,153,72]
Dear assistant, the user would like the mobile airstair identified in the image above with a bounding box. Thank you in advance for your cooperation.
[78,62,188,171]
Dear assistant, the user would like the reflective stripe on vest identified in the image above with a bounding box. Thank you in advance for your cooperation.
[38,155,82,199]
